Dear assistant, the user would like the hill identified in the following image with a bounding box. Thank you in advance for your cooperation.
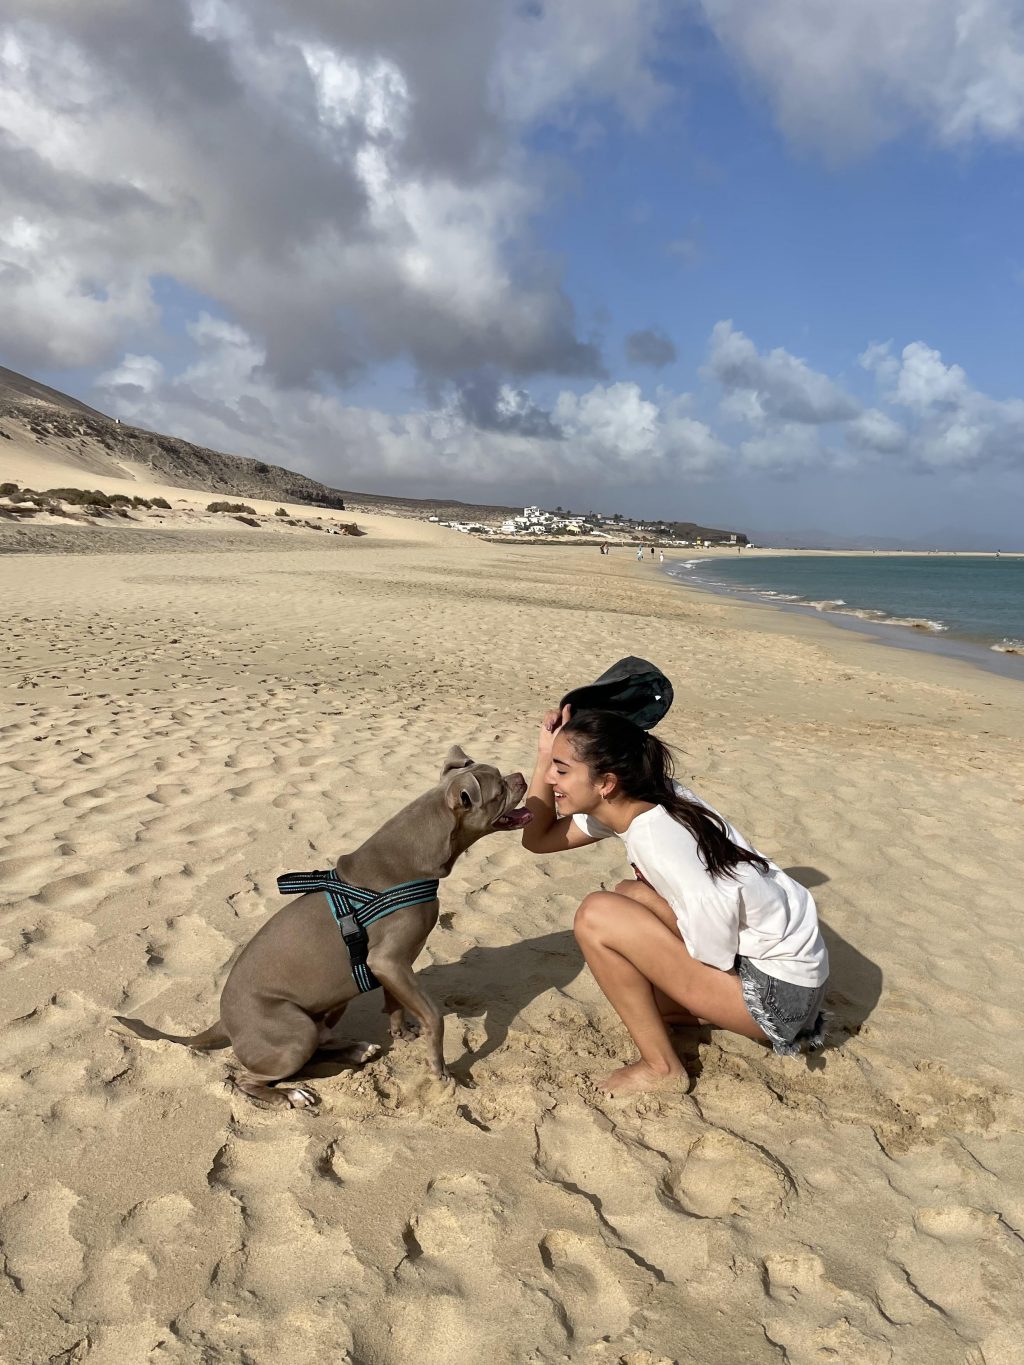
[0,364,745,538]
[0,367,524,521]
[0,365,110,420]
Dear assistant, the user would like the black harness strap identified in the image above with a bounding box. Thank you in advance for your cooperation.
[276,867,440,993]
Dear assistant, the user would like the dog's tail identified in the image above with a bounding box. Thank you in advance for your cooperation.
[115,1016,230,1050]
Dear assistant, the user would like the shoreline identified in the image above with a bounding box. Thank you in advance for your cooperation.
[662,552,1024,685]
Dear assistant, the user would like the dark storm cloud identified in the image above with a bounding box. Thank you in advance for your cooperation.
[625,328,677,368]
[452,369,563,437]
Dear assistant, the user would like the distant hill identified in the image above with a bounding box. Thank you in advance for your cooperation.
[0,363,747,538]
[0,365,519,520]
[0,365,109,420]
[663,520,747,545]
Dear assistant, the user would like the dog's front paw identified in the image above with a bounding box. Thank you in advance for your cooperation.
[430,1067,458,1097]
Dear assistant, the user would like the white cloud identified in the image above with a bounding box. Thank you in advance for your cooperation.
[705,323,1024,475]
[706,321,860,425]
[97,353,164,397]
[858,340,901,386]
[739,424,830,474]
[847,407,909,456]
[97,321,730,493]
[700,0,1024,156]
[0,0,667,380]
[885,342,1024,469]
[891,341,971,412]
[497,0,667,129]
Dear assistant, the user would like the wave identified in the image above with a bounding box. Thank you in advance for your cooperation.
[992,638,1024,655]
[672,561,948,634]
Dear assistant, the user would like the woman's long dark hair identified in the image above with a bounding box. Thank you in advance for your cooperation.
[563,709,770,881]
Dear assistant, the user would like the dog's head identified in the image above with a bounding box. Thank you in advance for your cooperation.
[440,746,531,852]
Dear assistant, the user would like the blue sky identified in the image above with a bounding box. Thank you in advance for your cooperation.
[3,1,1024,547]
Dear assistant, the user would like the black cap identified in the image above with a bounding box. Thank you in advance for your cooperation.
[560,656,673,731]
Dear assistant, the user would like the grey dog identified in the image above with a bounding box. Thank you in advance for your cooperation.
[117,747,531,1109]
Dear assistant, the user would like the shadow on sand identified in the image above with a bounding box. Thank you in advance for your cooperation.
[309,871,884,1088]
[305,928,585,1084]
[782,865,884,1074]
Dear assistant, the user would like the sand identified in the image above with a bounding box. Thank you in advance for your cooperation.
[2,458,1023,1364]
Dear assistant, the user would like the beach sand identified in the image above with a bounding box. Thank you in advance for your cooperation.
[2,464,1023,1364]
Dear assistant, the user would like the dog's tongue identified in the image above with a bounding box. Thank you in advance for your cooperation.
[492,807,533,830]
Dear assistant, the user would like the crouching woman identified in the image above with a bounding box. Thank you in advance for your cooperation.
[523,707,829,1095]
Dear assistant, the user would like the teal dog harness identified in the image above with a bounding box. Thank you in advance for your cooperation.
[276,867,439,993]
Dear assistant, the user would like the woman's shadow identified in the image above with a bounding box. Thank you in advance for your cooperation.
[782,866,884,1069]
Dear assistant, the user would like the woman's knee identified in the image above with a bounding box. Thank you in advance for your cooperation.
[573,892,616,941]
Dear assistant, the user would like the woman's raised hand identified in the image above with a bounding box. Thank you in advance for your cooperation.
[537,704,572,760]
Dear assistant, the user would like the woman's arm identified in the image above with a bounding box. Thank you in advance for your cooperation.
[522,706,599,854]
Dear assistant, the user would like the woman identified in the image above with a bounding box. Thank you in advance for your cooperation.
[523,706,828,1095]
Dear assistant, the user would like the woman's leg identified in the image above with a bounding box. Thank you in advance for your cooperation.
[612,879,701,1026]
[574,888,767,1095]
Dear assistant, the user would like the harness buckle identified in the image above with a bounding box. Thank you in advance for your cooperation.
[336,913,361,941]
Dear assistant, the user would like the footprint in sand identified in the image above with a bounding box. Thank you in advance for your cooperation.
[0,1182,84,1309]
[145,783,197,807]
[33,867,117,908]
[15,911,96,961]
[351,1171,562,1365]
[885,1203,1024,1342]
[0,853,67,895]
[533,1106,705,1287]
[538,1228,637,1340]
[664,1128,795,1219]
[143,913,233,976]
[200,1127,367,1340]
[759,1244,899,1362]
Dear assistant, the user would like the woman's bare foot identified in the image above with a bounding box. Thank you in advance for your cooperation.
[598,1059,687,1096]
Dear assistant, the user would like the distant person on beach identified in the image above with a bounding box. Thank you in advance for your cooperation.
[636,546,643,561]
[659,548,665,564]
[523,707,829,1095]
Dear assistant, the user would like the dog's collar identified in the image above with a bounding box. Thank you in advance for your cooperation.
[276,868,439,993]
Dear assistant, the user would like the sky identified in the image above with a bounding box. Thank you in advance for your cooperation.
[2,1,1024,547]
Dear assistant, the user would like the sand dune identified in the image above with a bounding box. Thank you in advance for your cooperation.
[1,456,1023,1362]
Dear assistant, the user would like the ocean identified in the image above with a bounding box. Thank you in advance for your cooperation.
[668,553,1024,675]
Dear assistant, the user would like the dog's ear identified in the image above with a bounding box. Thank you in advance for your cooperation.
[445,770,482,812]
[441,745,474,777]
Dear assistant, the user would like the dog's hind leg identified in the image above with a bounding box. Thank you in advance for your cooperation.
[228,1001,323,1110]
[230,1071,321,1110]
[315,1008,382,1065]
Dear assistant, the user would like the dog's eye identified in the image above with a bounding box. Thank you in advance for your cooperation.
[460,789,472,808]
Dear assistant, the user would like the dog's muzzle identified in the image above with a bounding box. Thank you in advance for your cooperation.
[492,773,532,829]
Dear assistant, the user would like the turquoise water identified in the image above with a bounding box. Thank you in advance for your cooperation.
[669,554,1024,661]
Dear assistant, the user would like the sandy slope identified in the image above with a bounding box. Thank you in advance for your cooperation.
[1,461,1023,1363]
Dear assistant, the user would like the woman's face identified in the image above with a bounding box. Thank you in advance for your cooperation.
[546,731,603,814]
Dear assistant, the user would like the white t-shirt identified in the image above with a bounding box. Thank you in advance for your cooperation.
[573,784,828,987]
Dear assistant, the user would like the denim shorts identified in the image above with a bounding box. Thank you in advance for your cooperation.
[736,955,828,1056]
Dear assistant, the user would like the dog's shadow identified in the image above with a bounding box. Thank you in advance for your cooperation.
[307,929,585,1082]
